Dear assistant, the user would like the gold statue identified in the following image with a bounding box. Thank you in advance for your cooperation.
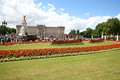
[23,15,26,21]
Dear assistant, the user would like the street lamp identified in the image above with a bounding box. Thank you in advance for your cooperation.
[2,20,7,36]
[2,20,7,44]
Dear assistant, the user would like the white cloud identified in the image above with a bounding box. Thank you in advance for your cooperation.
[60,8,64,11]
[116,14,120,19]
[0,0,117,34]
[84,12,90,16]
[47,3,56,11]
[85,16,111,29]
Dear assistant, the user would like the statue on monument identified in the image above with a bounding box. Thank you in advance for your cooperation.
[23,15,26,22]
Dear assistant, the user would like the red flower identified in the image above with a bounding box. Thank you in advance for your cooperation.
[0,43,120,58]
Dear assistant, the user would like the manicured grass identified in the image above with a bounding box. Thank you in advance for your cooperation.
[0,41,119,50]
[0,49,120,80]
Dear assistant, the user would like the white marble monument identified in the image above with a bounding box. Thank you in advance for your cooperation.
[19,15,28,36]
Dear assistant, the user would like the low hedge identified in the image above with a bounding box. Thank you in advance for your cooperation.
[90,39,104,43]
[52,39,82,44]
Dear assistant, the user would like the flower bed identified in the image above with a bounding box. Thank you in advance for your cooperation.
[0,40,83,46]
[90,39,103,43]
[0,43,120,62]
[0,42,18,46]
[52,40,82,44]
[0,41,50,46]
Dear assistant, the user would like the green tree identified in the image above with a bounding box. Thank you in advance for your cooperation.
[69,30,77,38]
[95,18,120,36]
[0,25,7,35]
[80,31,86,37]
[85,28,93,38]
[68,18,120,39]
[69,30,76,35]
[95,22,107,37]
[10,28,16,33]
[76,30,80,35]
[0,25,16,35]
[76,29,80,39]
[93,29,99,38]
[106,18,120,35]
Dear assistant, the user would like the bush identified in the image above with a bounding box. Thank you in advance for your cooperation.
[23,35,38,42]
[52,40,82,44]
[90,39,103,43]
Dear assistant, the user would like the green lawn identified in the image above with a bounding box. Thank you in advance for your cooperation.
[0,49,120,80]
[0,41,119,50]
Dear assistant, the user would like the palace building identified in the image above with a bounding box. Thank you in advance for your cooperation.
[16,16,65,39]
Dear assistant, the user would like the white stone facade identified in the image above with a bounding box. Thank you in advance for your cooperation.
[16,25,65,39]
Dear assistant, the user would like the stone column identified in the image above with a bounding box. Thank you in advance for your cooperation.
[81,35,83,40]
[91,35,93,39]
[116,33,119,41]
[101,32,104,39]
[104,35,106,40]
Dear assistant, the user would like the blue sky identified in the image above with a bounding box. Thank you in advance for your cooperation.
[0,0,120,33]
[34,0,120,18]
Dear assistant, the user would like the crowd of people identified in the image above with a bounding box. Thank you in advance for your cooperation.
[0,35,18,44]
